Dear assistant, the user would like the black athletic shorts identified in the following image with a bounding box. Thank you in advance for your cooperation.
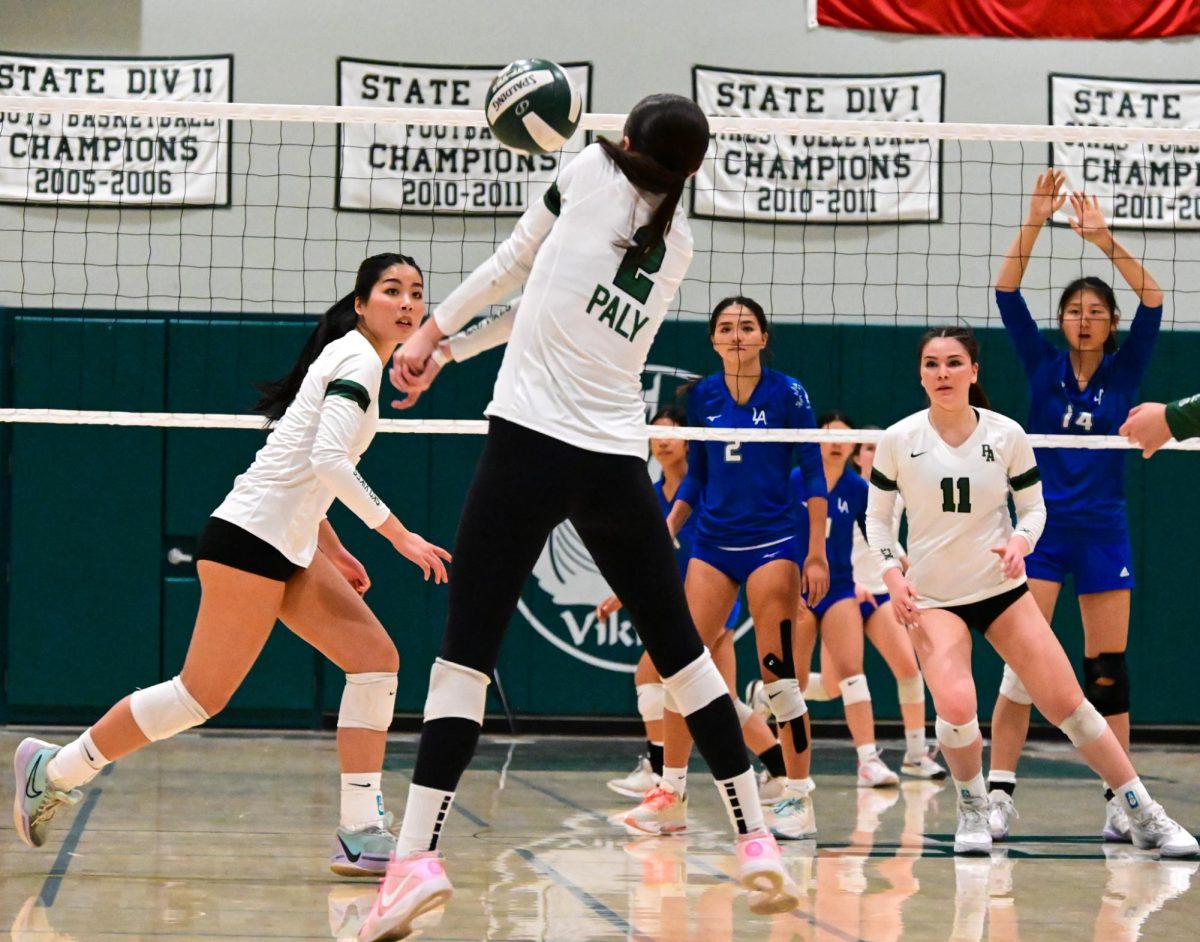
[195,516,301,582]
[941,584,1029,635]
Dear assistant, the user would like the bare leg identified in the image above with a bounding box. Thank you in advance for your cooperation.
[279,549,399,774]
[91,561,286,759]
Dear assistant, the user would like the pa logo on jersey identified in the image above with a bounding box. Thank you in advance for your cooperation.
[981,444,995,462]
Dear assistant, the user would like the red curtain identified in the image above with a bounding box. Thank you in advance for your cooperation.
[813,0,1200,39]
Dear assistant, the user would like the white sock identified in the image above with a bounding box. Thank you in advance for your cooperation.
[954,771,988,803]
[340,772,385,830]
[1116,777,1153,818]
[397,782,455,855]
[904,727,926,760]
[46,729,108,790]
[714,767,765,834]
[661,766,688,798]
[856,743,878,764]
[785,777,814,797]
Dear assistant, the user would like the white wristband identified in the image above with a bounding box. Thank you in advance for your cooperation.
[431,347,450,368]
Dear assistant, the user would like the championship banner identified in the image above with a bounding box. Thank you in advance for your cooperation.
[0,52,232,206]
[1051,74,1200,230]
[692,67,943,223]
[337,59,591,215]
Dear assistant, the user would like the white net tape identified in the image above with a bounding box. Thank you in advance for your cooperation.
[1,408,1195,449]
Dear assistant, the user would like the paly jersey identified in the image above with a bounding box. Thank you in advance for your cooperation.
[996,289,1160,533]
[679,369,825,549]
[866,408,1046,608]
[434,143,694,458]
[792,467,866,587]
[212,329,389,566]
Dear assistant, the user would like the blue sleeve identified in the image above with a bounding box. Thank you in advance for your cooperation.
[1112,303,1162,387]
[679,386,707,508]
[996,289,1055,379]
[788,381,826,500]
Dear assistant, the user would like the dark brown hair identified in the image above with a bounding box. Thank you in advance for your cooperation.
[1058,275,1120,354]
[708,295,768,337]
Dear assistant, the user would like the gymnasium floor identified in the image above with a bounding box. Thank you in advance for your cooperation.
[2,729,1198,941]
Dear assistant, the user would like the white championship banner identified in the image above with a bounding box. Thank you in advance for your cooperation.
[1051,73,1200,230]
[337,58,591,214]
[692,67,943,223]
[0,52,232,206]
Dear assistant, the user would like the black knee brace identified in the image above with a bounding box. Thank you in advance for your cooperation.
[761,619,808,752]
[1084,652,1130,717]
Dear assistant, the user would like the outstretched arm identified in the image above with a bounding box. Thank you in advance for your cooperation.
[1068,191,1163,308]
[995,169,1067,292]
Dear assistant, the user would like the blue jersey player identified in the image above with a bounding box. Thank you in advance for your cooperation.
[791,411,899,788]
[625,296,829,842]
[988,170,1163,845]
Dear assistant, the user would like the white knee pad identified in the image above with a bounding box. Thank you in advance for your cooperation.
[129,676,209,742]
[734,698,755,726]
[338,672,398,731]
[424,658,490,724]
[1059,699,1107,747]
[999,664,1033,706]
[636,683,665,724]
[896,673,925,705]
[803,672,831,702]
[662,685,679,715]
[661,650,727,716]
[935,715,980,750]
[839,674,872,706]
[763,678,808,723]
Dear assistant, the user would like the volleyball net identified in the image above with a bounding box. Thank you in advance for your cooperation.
[1,94,1199,448]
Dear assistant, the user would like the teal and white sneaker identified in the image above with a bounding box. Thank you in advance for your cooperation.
[770,792,817,841]
[13,738,81,849]
[330,815,398,877]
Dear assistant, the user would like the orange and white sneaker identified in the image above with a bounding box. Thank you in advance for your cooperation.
[623,786,688,836]
[357,850,453,942]
[736,828,800,915]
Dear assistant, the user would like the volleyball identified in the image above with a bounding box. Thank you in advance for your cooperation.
[485,58,582,155]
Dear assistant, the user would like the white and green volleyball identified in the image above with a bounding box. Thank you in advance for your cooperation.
[485,59,582,155]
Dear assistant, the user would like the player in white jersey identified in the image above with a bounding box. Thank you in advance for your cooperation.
[865,326,1195,858]
[13,254,451,878]
[357,95,798,942]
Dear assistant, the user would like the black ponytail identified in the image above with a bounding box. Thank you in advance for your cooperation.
[598,93,710,265]
[254,252,422,422]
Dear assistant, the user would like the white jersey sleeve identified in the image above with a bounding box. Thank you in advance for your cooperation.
[865,427,905,577]
[432,164,579,335]
[311,350,391,529]
[445,297,519,363]
[853,491,903,593]
[1006,426,1045,552]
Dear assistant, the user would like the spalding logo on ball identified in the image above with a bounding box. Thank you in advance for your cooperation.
[485,58,582,155]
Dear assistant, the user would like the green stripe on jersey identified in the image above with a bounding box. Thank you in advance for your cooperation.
[1010,466,1041,491]
[870,467,898,491]
[325,378,371,412]
[543,182,561,215]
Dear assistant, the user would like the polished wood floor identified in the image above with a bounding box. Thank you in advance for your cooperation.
[3,729,1198,941]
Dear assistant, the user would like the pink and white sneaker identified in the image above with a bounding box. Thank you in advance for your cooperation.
[736,827,801,915]
[357,850,453,942]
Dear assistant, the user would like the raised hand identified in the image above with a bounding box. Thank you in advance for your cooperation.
[1028,169,1068,223]
[1068,191,1113,248]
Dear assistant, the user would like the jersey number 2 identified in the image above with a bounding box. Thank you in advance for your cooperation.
[940,477,972,513]
[613,225,666,304]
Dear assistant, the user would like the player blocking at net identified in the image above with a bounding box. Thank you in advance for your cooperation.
[12,254,451,877]
[865,326,1196,858]
[357,94,801,942]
